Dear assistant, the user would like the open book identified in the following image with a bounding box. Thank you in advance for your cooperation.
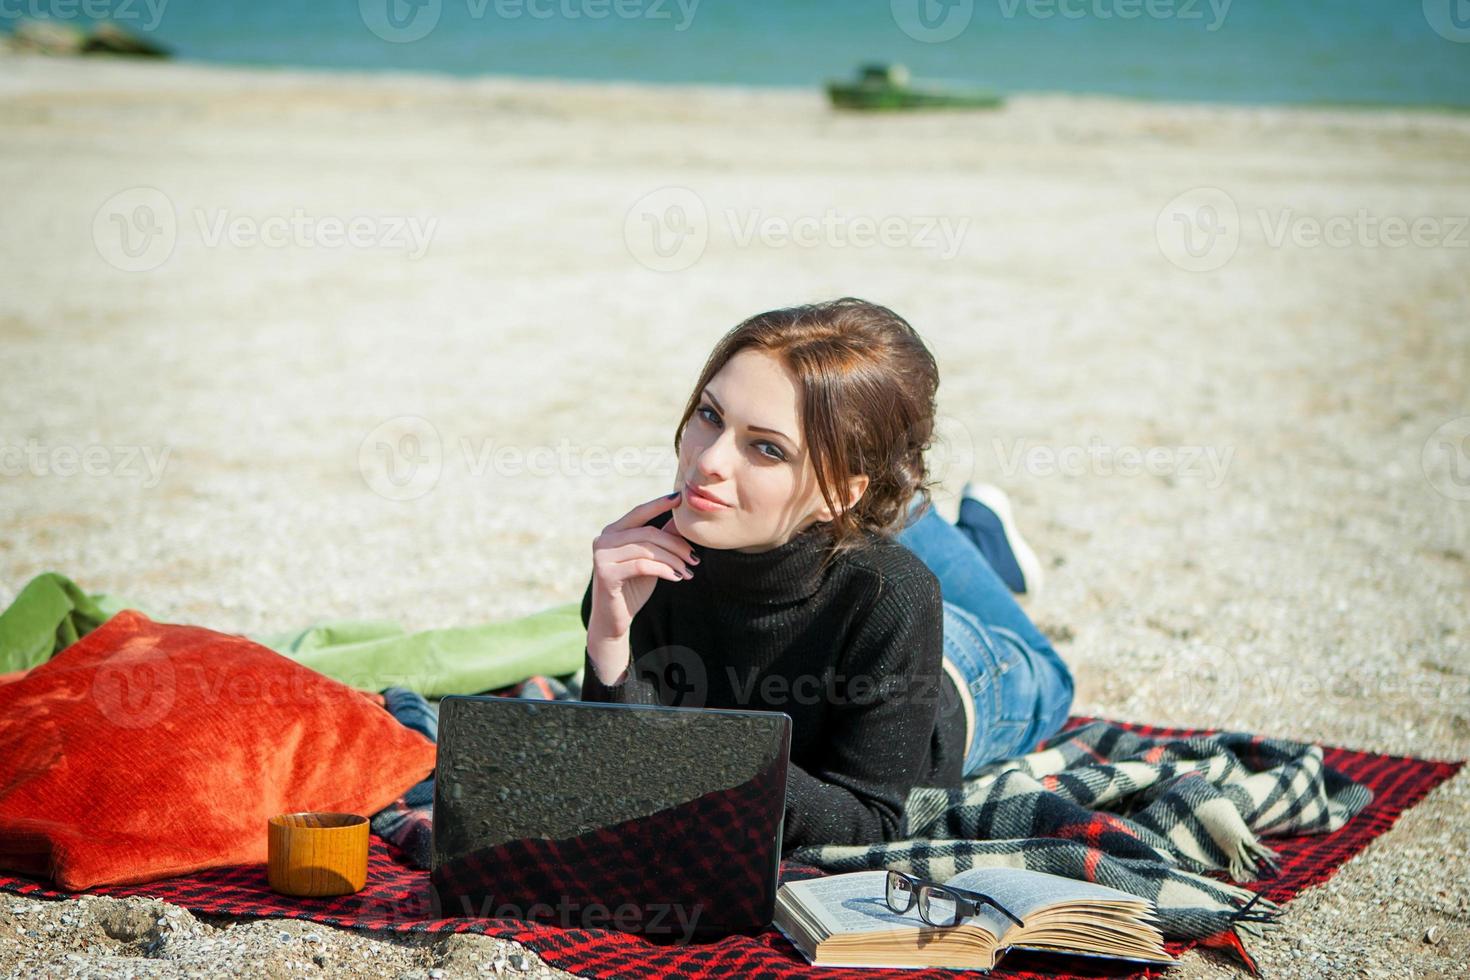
[773,867,1177,972]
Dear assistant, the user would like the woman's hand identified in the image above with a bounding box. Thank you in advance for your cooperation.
[586,491,698,683]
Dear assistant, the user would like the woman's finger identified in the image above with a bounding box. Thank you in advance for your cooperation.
[598,523,698,566]
[604,490,682,534]
[600,539,693,579]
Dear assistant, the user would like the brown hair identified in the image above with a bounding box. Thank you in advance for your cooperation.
[672,297,941,570]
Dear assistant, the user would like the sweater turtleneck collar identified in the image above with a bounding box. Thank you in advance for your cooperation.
[653,510,836,606]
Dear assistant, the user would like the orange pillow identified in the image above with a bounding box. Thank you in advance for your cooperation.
[0,610,437,889]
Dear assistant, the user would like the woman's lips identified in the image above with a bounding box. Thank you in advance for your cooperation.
[683,481,730,512]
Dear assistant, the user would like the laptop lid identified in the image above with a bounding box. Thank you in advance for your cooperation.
[429,695,792,941]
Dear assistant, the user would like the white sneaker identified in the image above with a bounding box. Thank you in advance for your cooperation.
[959,481,1046,603]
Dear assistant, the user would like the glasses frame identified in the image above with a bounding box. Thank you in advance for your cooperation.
[884,870,1026,930]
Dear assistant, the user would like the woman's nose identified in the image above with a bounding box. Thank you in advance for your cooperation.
[694,431,736,479]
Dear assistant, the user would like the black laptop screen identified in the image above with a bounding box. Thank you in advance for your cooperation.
[430,696,791,940]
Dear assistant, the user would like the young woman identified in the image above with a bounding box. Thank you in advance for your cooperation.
[579,297,1075,852]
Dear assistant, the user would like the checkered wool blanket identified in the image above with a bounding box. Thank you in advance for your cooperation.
[788,719,1374,969]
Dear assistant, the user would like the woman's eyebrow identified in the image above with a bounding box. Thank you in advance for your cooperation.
[702,389,795,444]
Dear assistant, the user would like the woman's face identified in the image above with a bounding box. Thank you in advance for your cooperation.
[672,348,865,553]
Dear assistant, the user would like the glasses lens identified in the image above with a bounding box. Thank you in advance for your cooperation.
[919,886,961,927]
[885,871,916,913]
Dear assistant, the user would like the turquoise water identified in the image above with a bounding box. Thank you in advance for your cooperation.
[5,0,1469,108]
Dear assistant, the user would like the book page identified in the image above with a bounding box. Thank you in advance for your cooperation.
[944,867,1150,923]
[786,871,1005,942]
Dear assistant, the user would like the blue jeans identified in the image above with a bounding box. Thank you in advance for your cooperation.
[896,495,1075,777]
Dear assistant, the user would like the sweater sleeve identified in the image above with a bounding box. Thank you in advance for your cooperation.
[578,568,663,705]
[779,569,946,851]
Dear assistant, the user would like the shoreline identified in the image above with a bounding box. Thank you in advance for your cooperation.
[3,47,1470,119]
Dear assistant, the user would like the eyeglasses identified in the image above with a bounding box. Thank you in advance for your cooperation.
[884,870,1026,930]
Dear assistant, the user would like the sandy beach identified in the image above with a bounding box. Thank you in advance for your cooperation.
[1,49,1468,978]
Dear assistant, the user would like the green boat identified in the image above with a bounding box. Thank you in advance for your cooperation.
[826,63,1004,111]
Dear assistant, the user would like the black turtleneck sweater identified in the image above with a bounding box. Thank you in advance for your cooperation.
[579,509,967,852]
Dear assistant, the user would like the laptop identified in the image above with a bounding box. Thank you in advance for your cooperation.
[428,695,792,942]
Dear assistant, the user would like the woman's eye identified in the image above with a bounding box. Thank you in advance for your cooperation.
[698,407,786,462]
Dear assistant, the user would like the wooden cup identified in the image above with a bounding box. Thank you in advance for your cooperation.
[267,812,369,897]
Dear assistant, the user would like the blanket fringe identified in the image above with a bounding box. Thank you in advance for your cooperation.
[1199,927,1263,976]
[1228,890,1284,929]
[1228,835,1283,882]
[1190,893,1282,976]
